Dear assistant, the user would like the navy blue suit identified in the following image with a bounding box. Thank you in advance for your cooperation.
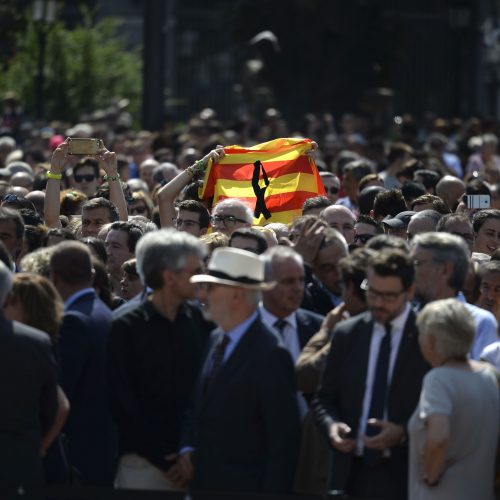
[0,317,58,487]
[183,315,301,494]
[59,290,117,486]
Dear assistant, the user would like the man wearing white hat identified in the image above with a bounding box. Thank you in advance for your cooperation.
[168,247,301,494]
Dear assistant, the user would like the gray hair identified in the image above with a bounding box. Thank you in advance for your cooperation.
[213,198,254,223]
[135,228,207,290]
[261,246,303,280]
[411,232,469,291]
[417,298,475,359]
[0,260,12,307]
[411,209,443,227]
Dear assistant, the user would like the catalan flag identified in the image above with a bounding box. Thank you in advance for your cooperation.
[199,137,326,225]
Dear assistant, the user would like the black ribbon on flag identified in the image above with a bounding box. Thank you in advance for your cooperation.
[252,160,271,219]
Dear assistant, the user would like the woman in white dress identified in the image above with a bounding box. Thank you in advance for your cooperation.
[409,298,499,500]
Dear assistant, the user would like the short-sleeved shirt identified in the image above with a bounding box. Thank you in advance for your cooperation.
[408,364,499,500]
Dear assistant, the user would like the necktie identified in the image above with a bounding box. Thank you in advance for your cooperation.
[273,318,288,338]
[364,322,392,464]
[204,333,230,395]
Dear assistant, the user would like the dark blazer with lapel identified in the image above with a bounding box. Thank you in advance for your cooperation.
[312,308,429,493]
[59,290,117,486]
[0,316,58,487]
[184,315,301,494]
[295,308,324,349]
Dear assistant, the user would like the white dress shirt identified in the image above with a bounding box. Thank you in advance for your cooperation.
[260,306,308,419]
[356,302,412,455]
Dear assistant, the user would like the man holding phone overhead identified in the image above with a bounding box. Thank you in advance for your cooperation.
[44,137,128,231]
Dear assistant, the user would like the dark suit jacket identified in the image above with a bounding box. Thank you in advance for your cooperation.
[59,290,117,486]
[301,266,342,316]
[313,309,429,494]
[0,316,58,487]
[183,315,301,494]
[296,308,323,350]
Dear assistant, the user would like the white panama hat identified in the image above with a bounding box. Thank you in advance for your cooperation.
[190,247,275,291]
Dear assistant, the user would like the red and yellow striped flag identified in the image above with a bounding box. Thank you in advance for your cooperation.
[199,137,326,225]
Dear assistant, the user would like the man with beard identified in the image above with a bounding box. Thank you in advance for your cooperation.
[313,249,428,500]
[411,232,498,359]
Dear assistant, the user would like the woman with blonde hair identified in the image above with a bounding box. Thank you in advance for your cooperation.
[409,298,499,499]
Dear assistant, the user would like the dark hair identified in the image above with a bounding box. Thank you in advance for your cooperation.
[414,169,441,190]
[182,180,204,202]
[339,247,376,303]
[24,225,48,253]
[356,214,384,233]
[60,189,87,216]
[343,160,373,181]
[73,157,99,177]
[81,197,119,222]
[0,206,25,240]
[91,257,113,308]
[387,142,413,163]
[80,236,107,264]
[122,258,139,277]
[50,241,93,285]
[396,158,425,181]
[366,234,410,252]
[177,199,210,229]
[358,173,382,192]
[401,181,426,203]
[411,194,450,214]
[108,221,144,253]
[372,189,407,219]
[466,179,491,196]
[473,209,500,233]
[369,248,414,290]
[302,195,331,215]
[358,186,385,215]
[229,227,268,255]
[19,208,44,227]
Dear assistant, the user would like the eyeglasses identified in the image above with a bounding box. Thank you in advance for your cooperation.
[210,214,247,226]
[353,233,373,244]
[360,279,405,302]
[325,186,339,195]
[173,218,201,229]
[74,174,96,183]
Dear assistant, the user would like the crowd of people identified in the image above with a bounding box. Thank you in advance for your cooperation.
[1,98,500,500]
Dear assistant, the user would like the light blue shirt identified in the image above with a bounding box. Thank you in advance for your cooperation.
[456,292,499,360]
[217,310,259,364]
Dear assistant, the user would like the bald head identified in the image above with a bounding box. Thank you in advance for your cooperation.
[320,205,356,244]
[436,175,465,212]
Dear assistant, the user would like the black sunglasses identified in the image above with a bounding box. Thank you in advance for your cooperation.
[326,186,339,195]
[74,174,96,183]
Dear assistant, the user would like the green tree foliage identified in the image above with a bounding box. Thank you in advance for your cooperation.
[0,13,141,125]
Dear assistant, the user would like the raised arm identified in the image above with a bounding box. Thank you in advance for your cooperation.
[44,139,68,228]
[157,146,225,228]
[99,147,128,221]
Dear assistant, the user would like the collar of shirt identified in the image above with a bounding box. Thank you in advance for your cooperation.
[64,287,96,310]
[374,300,412,334]
[219,309,259,363]
[259,306,297,332]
